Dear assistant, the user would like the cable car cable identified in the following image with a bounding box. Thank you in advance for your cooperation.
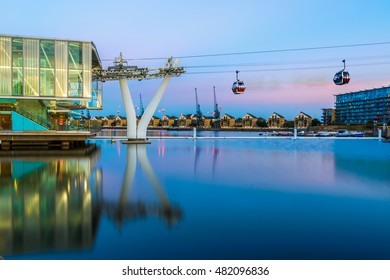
[100,41,390,62]
[184,54,390,69]
[183,61,390,75]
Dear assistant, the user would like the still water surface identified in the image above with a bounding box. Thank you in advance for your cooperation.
[1,136,390,259]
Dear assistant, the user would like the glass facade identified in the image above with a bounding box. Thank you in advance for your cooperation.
[0,35,101,108]
[68,42,83,97]
[335,87,390,124]
[23,38,39,96]
[12,38,23,96]
[40,40,55,96]
[0,37,12,95]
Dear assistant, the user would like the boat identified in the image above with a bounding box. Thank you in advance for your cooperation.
[277,131,294,136]
[316,131,338,137]
[349,131,365,137]
[336,129,351,137]
[336,130,365,137]
[259,131,279,136]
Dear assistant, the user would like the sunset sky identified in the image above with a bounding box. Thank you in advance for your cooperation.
[2,0,390,119]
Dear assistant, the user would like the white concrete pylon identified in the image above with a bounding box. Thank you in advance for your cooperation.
[137,144,170,208]
[117,144,137,220]
[119,78,137,139]
[137,58,180,140]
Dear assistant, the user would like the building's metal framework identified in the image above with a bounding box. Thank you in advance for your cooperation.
[92,53,185,82]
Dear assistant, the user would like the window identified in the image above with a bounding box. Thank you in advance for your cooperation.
[0,37,12,95]
[68,42,83,97]
[23,38,39,96]
[40,40,55,96]
[12,38,23,95]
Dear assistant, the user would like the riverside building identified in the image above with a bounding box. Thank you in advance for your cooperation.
[0,34,103,131]
[335,86,390,124]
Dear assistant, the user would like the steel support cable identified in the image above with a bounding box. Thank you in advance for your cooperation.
[183,61,390,75]
[183,54,390,69]
[100,41,390,62]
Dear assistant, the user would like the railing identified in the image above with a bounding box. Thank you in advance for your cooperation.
[15,105,52,129]
[55,120,101,133]
[8,104,101,133]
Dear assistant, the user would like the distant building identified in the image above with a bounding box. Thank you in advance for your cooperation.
[148,116,161,127]
[190,114,202,127]
[321,108,336,125]
[161,115,176,127]
[335,86,390,124]
[268,112,285,128]
[294,112,312,129]
[101,116,109,126]
[203,116,213,128]
[178,114,192,127]
[114,116,127,127]
[221,114,235,128]
[242,113,258,128]
[235,118,242,128]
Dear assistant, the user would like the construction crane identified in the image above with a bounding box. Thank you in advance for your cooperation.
[139,93,145,117]
[213,86,221,129]
[194,88,203,127]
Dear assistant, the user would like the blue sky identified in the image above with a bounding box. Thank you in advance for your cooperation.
[2,0,390,119]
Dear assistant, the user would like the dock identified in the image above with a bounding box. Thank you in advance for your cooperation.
[0,131,96,151]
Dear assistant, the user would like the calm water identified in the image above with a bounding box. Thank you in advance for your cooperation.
[1,135,390,260]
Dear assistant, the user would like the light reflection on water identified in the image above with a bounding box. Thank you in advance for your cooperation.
[1,138,390,260]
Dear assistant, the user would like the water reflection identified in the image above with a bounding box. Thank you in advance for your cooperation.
[106,144,182,227]
[161,139,390,199]
[193,140,220,176]
[0,142,183,258]
[0,145,103,257]
[2,138,389,260]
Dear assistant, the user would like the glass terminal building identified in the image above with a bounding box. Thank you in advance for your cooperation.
[0,34,103,131]
[335,86,390,124]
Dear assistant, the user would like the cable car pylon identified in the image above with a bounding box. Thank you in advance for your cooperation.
[97,53,185,143]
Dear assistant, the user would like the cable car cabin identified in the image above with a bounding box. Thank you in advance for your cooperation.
[333,60,350,85]
[333,70,350,85]
[232,80,246,94]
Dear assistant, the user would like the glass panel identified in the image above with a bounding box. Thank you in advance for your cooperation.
[82,42,92,98]
[12,38,23,96]
[40,40,55,96]
[87,81,103,109]
[0,37,12,95]
[68,42,82,69]
[55,41,68,98]
[68,69,82,97]
[23,38,39,96]
[69,42,82,97]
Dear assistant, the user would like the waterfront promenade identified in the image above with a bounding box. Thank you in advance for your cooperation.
[0,130,95,150]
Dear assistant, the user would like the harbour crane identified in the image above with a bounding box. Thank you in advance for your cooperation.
[213,86,221,128]
[139,93,145,117]
[194,88,203,127]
